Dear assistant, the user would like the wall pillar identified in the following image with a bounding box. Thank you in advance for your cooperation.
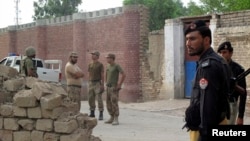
[209,14,220,48]
[161,18,185,99]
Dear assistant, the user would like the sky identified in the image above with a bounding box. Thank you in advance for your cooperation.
[0,0,197,28]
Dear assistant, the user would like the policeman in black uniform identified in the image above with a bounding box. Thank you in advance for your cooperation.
[217,41,247,125]
[184,20,231,141]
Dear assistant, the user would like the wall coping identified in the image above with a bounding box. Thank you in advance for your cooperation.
[0,6,123,33]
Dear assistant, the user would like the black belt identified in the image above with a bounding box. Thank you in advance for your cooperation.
[90,80,101,82]
[106,83,116,87]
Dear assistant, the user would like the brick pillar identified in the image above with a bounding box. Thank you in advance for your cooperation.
[72,13,88,100]
[35,26,47,59]
[7,26,17,55]
[121,5,149,102]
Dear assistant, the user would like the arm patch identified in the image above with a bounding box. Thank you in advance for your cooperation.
[201,59,210,68]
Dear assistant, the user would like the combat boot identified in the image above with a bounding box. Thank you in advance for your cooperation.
[104,116,114,124]
[99,111,103,120]
[89,110,95,117]
[112,116,119,125]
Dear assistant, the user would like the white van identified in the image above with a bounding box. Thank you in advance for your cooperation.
[0,56,62,82]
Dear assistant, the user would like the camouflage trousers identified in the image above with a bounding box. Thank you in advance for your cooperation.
[67,85,81,111]
[106,86,119,117]
[88,81,104,111]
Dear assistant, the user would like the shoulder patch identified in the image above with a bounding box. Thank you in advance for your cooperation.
[201,59,210,68]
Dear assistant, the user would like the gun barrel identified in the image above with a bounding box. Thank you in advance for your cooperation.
[235,68,250,82]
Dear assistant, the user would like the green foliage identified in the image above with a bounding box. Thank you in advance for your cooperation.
[123,0,186,31]
[33,0,82,20]
[186,0,250,16]
[186,0,205,16]
[223,0,250,11]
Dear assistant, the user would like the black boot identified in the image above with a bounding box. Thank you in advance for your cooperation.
[99,111,103,120]
[89,110,95,117]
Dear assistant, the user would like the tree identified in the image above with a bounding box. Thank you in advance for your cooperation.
[186,0,205,16]
[223,0,250,11]
[33,0,82,20]
[186,0,250,16]
[123,0,186,31]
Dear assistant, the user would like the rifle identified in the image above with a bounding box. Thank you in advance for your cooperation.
[230,68,250,83]
[230,67,250,96]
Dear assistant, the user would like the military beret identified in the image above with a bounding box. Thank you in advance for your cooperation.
[217,41,233,52]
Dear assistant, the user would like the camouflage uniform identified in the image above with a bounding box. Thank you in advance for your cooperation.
[20,57,37,77]
[88,62,104,112]
[106,64,123,117]
[20,47,38,77]
[67,85,81,111]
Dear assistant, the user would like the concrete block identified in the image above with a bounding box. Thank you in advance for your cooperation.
[61,97,79,114]
[27,106,42,118]
[4,118,19,130]
[85,117,97,131]
[51,83,68,97]
[18,119,35,130]
[0,118,2,129]
[32,82,52,100]
[44,132,60,141]
[13,106,27,117]
[51,107,66,119]
[25,77,39,89]
[54,119,78,133]
[13,90,38,107]
[31,130,44,141]
[36,119,53,132]
[41,108,52,119]
[3,78,25,91]
[0,130,13,141]
[60,129,88,141]
[76,113,88,129]
[0,104,13,117]
[13,131,31,141]
[0,65,18,78]
[40,94,62,110]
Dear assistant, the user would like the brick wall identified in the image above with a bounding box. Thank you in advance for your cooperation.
[0,5,149,103]
[213,10,250,89]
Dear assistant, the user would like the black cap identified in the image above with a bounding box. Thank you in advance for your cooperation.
[185,20,207,35]
[217,41,233,52]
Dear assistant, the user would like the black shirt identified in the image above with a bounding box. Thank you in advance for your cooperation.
[229,60,246,118]
[190,47,230,135]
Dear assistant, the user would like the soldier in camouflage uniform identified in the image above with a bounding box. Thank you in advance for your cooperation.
[88,51,105,120]
[65,52,84,111]
[105,53,126,125]
[20,46,38,78]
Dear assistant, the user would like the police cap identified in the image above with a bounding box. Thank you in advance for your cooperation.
[217,41,233,53]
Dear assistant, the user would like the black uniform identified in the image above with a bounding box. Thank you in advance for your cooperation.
[229,60,246,119]
[187,48,230,140]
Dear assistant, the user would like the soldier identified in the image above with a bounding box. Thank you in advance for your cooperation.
[65,52,84,111]
[217,41,247,125]
[20,46,38,78]
[88,51,105,120]
[105,53,126,125]
[183,20,231,141]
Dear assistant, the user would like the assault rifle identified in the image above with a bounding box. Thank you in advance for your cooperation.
[230,67,250,96]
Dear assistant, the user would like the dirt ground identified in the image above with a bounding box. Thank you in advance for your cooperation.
[80,96,250,141]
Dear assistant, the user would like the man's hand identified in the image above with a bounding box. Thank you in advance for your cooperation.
[115,84,122,91]
[236,117,244,125]
[99,84,105,94]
